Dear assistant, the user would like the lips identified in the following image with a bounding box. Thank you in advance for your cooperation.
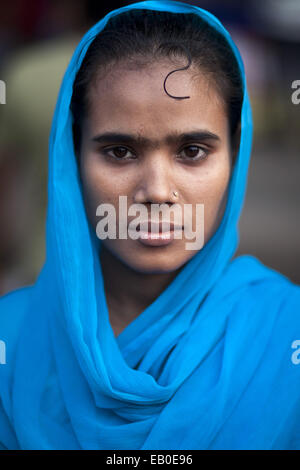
[132,220,183,247]
[136,221,183,233]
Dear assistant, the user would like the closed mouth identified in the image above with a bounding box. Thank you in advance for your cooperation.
[135,221,183,233]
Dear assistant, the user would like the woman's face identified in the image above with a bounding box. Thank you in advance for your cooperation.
[78,60,233,273]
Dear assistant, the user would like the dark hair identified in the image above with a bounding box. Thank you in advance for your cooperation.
[70,9,243,157]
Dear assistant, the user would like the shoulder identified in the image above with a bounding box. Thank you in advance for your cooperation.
[242,254,300,302]
[209,254,300,307]
[229,254,300,292]
[215,255,300,336]
[233,254,300,315]
[0,285,34,339]
[230,256,300,365]
[0,286,34,450]
[0,285,34,376]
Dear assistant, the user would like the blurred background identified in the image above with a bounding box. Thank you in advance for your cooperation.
[0,0,299,295]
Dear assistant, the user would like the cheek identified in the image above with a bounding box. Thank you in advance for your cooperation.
[182,157,231,233]
[203,162,231,234]
[205,168,230,209]
[79,158,115,226]
[79,155,136,228]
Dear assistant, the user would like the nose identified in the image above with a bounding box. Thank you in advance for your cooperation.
[133,154,175,205]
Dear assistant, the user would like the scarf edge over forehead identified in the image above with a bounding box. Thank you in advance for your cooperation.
[1,0,300,451]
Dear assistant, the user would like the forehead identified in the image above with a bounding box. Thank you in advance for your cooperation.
[84,61,228,137]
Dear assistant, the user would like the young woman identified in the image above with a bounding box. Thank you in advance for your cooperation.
[0,0,300,450]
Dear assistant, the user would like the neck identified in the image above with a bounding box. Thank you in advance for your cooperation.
[99,245,181,336]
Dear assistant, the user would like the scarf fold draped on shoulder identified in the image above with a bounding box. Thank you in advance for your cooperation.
[1,0,300,450]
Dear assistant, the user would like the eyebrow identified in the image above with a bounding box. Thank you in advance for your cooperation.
[91,130,221,147]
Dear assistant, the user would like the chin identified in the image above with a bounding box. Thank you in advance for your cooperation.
[101,238,199,274]
[117,248,194,275]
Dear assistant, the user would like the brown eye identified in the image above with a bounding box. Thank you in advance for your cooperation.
[112,146,129,159]
[104,146,135,160]
[179,145,207,161]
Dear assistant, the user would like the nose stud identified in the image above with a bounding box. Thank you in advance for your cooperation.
[172,191,178,198]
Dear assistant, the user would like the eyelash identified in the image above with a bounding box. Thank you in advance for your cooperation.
[102,145,209,162]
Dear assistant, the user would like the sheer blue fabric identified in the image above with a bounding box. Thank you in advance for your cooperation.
[1,0,300,450]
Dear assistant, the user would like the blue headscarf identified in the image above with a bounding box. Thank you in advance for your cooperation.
[1,0,300,450]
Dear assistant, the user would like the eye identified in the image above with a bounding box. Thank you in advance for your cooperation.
[177,145,208,161]
[103,146,136,160]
